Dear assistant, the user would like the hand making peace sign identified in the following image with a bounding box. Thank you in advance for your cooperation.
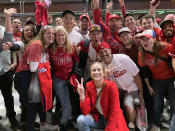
[75,78,85,101]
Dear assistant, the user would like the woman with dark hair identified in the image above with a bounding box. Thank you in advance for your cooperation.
[76,62,128,131]
[15,24,38,129]
[138,29,175,131]
[14,25,58,131]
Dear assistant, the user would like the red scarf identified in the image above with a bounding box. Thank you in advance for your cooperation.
[38,62,52,112]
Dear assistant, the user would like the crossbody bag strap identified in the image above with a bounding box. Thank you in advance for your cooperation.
[145,50,170,63]
[97,82,106,100]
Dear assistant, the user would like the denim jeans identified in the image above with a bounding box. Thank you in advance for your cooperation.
[77,114,106,131]
[53,77,72,125]
[170,112,175,131]
[151,77,175,126]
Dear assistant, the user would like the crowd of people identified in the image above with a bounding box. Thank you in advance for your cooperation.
[0,0,175,131]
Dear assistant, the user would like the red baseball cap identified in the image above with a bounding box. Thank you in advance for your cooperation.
[96,42,111,53]
[80,14,90,22]
[139,29,156,39]
[108,14,120,21]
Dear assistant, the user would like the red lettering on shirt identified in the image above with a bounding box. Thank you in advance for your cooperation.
[113,69,127,78]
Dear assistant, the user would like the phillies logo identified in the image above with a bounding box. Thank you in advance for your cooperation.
[113,69,127,78]
[38,68,47,74]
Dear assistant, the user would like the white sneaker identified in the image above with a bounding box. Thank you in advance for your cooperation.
[40,123,59,131]
[149,125,160,131]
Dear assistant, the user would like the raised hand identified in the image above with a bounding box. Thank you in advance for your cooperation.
[150,0,160,8]
[4,8,17,16]
[76,78,85,101]
[118,0,125,6]
[93,0,100,9]
[106,1,113,11]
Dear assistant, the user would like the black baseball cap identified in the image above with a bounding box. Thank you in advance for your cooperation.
[62,10,75,17]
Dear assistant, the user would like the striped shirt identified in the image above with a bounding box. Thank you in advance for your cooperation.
[103,54,139,93]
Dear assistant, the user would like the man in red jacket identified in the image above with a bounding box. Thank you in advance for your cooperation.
[92,0,122,54]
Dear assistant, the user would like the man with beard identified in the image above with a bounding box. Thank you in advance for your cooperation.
[118,27,140,66]
[12,18,22,41]
[79,14,91,40]
[97,42,143,130]
[160,19,175,70]
[160,19,175,45]
[92,0,122,54]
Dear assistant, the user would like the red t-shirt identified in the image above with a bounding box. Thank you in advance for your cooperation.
[138,42,174,80]
[48,46,79,80]
[16,40,43,73]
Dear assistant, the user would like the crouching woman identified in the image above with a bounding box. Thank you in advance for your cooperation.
[76,62,128,131]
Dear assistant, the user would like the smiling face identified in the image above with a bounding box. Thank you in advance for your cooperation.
[108,18,122,32]
[43,27,55,47]
[141,18,154,30]
[162,23,174,37]
[98,48,112,64]
[63,13,75,29]
[90,63,104,81]
[55,30,66,46]
[119,32,132,47]
[80,17,89,31]
[125,15,136,28]
[23,25,35,42]
[140,36,154,51]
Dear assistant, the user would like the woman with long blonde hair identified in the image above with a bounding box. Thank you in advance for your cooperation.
[14,25,58,131]
[48,26,79,130]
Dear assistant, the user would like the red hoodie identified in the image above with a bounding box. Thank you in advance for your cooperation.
[93,8,122,54]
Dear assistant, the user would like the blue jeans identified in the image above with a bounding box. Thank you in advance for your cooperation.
[53,77,72,125]
[170,112,175,131]
[151,77,175,126]
[77,114,106,131]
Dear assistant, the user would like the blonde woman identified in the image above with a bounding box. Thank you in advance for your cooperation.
[48,26,79,130]
[14,25,58,131]
[76,62,128,131]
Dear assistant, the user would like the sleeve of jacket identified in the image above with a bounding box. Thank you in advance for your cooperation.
[93,8,102,25]
[121,5,126,17]
[10,44,20,51]
[80,83,92,115]
[93,8,108,39]
[35,1,42,25]
[105,12,111,26]
[105,82,128,131]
